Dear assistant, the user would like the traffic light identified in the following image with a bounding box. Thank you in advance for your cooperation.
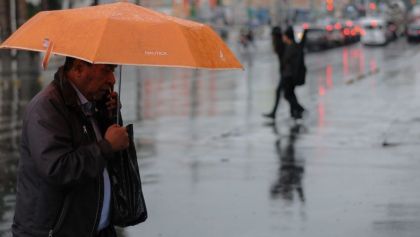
[326,0,334,12]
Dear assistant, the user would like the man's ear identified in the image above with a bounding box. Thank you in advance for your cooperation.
[73,60,83,73]
[72,60,88,79]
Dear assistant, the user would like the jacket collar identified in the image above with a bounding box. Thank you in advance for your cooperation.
[53,66,79,108]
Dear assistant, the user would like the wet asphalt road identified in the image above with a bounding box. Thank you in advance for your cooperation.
[1,35,420,237]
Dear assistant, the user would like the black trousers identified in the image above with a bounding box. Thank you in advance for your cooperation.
[269,78,283,116]
[270,77,304,117]
[284,82,304,117]
[96,225,117,237]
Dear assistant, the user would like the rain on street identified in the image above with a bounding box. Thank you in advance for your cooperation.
[1,35,420,237]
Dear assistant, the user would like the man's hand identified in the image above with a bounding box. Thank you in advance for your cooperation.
[104,124,129,151]
[106,91,120,112]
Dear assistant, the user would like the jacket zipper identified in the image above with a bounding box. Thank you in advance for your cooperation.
[87,114,103,237]
[48,194,71,237]
[90,176,102,236]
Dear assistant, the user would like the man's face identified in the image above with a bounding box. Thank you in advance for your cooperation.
[82,64,116,101]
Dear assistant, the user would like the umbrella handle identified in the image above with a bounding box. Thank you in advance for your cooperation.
[42,39,54,70]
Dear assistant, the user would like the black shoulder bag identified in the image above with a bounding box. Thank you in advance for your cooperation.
[108,124,148,227]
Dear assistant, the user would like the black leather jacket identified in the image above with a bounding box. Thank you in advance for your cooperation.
[12,67,114,237]
[281,42,299,85]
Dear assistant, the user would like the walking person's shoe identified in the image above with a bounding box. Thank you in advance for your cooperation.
[292,111,302,119]
[300,108,308,118]
[263,112,275,119]
[292,107,308,120]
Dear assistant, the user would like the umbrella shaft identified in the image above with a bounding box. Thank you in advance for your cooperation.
[117,65,122,125]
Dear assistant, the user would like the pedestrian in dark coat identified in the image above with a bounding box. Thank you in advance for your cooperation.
[12,57,129,237]
[264,26,305,119]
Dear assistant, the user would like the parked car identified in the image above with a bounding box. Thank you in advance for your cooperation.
[317,17,347,47]
[302,27,330,51]
[360,17,393,46]
[406,19,420,42]
[324,22,345,46]
[340,20,361,44]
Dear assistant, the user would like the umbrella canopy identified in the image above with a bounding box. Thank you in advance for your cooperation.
[0,2,242,70]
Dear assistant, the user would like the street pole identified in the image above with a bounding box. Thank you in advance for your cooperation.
[0,0,12,74]
[0,0,11,40]
[9,0,16,33]
[273,0,282,26]
[9,0,17,68]
[365,0,370,16]
[41,0,48,10]
[16,0,27,28]
[310,0,316,20]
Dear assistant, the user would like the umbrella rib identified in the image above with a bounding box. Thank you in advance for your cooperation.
[91,14,112,64]
[173,24,202,68]
[88,61,240,70]
[155,9,209,67]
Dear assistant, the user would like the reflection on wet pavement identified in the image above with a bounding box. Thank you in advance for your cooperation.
[269,123,305,203]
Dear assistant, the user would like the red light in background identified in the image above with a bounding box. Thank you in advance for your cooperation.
[327,5,334,11]
[326,65,333,89]
[334,22,342,30]
[370,59,377,73]
[359,48,365,75]
[343,48,349,77]
[319,86,326,96]
[302,23,309,29]
[370,21,377,28]
[326,25,333,31]
[326,0,334,11]
[369,2,376,10]
[344,28,350,35]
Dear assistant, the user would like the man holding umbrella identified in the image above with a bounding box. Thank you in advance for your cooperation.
[12,57,129,237]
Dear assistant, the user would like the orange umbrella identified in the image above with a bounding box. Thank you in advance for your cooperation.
[0,1,242,70]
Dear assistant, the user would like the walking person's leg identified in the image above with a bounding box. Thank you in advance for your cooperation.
[264,79,282,119]
[290,87,304,117]
[284,84,304,119]
[292,86,305,117]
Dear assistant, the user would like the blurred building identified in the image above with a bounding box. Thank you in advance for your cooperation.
[0,0,27,40]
